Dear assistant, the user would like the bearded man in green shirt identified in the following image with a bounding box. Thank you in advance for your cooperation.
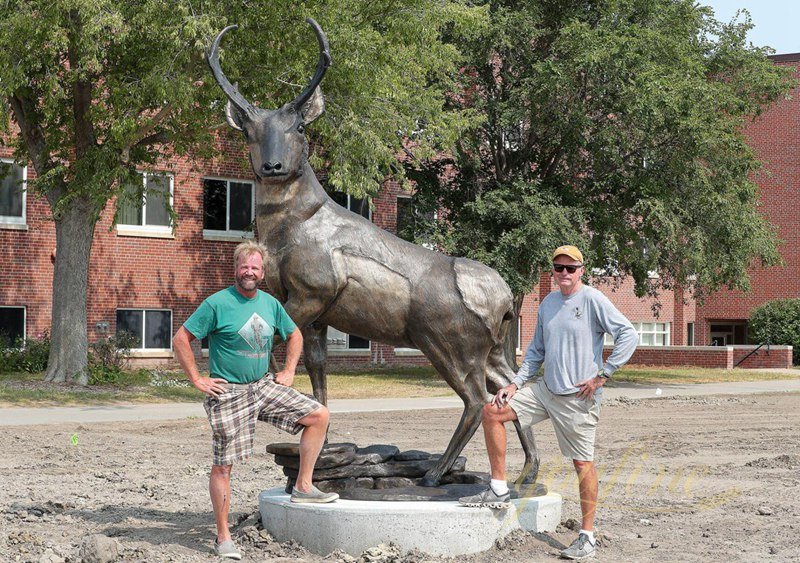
[174,241,337,560]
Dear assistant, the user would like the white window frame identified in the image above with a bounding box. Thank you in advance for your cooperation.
[395,194,436,249]
[116,172,174,238]
[116,308,173,352]
[347,194,371,220]
[0,158,27,229]
[0,306,26,346]
[396,194,412,234]
[516,315,523,354]
[331,192,371,220]
[201,176,256,241]
[326,326,370,354]
[636,321,670,346]
[607,321,670,346]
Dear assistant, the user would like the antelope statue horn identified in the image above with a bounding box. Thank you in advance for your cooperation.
[207,25,256,122]
[291,18,332,111]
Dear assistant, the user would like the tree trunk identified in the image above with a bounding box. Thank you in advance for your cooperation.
[44,197,98,385]
[503,294,525,371]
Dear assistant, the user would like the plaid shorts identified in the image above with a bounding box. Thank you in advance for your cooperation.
[203,374,322,466]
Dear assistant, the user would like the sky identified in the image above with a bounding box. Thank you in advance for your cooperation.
[700,0,800,55]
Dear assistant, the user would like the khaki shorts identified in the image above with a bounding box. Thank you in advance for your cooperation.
[508,378,601,461]
[203,374,321,466]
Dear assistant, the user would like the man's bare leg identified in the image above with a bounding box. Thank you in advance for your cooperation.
[294,406,330,492]
[482,403,519,480]
[458,403,520,507]
[573,460,598,531]
[210,464,233,542]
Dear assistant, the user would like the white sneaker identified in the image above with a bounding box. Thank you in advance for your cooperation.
[458,486,512,509]
[214,539,241,560]
[560,532,596,559]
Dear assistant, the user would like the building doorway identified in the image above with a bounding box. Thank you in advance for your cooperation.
[709,321,748,345]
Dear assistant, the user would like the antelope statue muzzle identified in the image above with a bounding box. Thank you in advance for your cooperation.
[207,18,539,486]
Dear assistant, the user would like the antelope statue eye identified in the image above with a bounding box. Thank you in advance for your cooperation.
[297,123,305,134]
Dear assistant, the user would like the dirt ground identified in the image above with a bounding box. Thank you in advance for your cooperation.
[2,391,799,562]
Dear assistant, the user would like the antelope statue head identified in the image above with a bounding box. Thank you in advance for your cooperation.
[207,18,331,185]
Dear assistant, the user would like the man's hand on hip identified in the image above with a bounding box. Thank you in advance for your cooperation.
[575,375,605,400]
[274,369,295,387]
[191,376,228,397]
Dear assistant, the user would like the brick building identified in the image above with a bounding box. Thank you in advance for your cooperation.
[693,54,800,349]
[1,55,798,368]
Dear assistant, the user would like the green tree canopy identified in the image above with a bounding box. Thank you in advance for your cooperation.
[0,0,484,383]
[409,0,794,305]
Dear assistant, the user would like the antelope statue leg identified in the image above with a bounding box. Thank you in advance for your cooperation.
[415,340,489,487]
[302,321,329,407]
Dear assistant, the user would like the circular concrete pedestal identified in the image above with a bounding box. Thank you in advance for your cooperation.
[259,487,561,557]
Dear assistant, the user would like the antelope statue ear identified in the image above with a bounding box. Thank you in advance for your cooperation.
[225,99,247,131]
[224,82,247,131]
[301,87,325,124]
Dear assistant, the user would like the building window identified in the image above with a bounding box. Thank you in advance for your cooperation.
[0,306,25,346]
[203,178,254,236]
[396,194,435,246]
[516,315,523,353]
[117,172,173,231]
[326,326,369,351]
[116,309,172,350]
[330,191,371,220]
[605,322,670,346]
[396,196,414,242]
[636,322,670,346]
[0,160,26,226]
[709,322,747,346]
[687,322,694,346]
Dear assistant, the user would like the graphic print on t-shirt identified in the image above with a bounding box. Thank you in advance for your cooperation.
[237,312,274,357]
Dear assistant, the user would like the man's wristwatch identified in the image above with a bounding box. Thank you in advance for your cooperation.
[597,369,611,380]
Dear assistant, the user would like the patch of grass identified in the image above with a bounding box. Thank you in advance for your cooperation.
[0,371,38,383]
[293,366,452,399]
[1,363,797,406]
[0,387,132,405]
[0,365,450,406]
[611,365,800,385]
[0,368,204,406]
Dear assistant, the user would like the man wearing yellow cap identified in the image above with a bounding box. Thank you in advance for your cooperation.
[460,245,638,560]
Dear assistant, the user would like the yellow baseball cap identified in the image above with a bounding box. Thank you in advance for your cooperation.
[552,245,583,263]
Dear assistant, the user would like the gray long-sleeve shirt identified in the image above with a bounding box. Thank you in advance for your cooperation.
[513,285,638,395]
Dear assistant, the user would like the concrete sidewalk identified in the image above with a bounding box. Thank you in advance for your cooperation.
[1,379,798,426]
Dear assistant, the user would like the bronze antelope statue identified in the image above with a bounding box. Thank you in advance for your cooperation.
[207,18,538,486]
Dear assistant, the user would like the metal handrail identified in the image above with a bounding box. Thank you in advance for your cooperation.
[734,341,770,367]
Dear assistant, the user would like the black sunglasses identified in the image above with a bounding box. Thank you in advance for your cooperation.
[553,263,582,273]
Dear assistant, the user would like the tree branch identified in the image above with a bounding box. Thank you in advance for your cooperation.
[541,146,564,181]
[135,131,169,148]
[68,9,96,157]
[121,103,172,163]
[7,91,51,177]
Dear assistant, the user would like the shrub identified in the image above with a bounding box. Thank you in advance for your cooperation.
[0,332,50,374]
[88,332,138,385]
[749,299,800,365]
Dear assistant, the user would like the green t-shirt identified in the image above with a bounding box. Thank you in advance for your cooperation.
[183,286,297,384]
